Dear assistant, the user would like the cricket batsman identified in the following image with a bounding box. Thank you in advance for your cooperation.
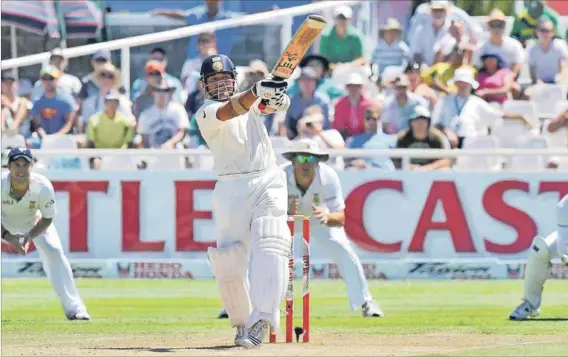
[509,194,568,320]
[1,147,90,320]
[282,139,384,317]
[196,54,292,348]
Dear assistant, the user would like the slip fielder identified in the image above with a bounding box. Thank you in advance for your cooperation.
[1,147,90,320]
[195,54,292,348]
[509,194,568,320]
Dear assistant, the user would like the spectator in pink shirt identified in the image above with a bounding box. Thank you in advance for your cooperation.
[475,53,515,104]
[332,72,375,138]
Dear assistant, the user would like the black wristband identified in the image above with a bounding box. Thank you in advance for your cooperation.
[2,230,9,239]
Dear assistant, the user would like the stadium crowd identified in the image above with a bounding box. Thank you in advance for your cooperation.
[1,0,567,171]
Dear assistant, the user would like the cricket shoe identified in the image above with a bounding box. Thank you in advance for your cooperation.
[218,308,229,319]
[241,319,270,349]
[234,325,246,346]
[67,310,90,321]
[509,300,540,320]
[362,300,384,317]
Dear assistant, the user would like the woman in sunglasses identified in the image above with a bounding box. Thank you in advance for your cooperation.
[281,138,384,318]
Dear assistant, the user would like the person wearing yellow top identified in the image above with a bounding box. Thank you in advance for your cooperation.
[86,92,135,168]
[421,47,476,94]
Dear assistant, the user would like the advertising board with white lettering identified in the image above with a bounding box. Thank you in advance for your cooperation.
[1,170,566,273]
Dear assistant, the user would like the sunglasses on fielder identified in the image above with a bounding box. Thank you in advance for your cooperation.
[295,155,317,164]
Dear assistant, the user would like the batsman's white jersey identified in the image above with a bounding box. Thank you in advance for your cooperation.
[282,162,373,309]
[1,172,87,317]
[196,99,291,332]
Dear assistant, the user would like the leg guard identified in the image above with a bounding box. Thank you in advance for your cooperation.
[523,235,554,308]
[556,194,568,257]
[208,242,252,327]
[34,227,86,316]
[247,216,292,330]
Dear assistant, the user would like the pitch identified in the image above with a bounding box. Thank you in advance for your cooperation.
[2,279,567,356]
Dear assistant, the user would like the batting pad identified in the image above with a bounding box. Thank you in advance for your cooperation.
[523,235,552,309]
[556,194,568,256]
[208,242,252,327]
[248,216,292,330]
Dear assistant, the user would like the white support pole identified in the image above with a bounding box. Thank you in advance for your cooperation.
[10,25,19,79]
[120,47,130,94]
[280,15,293,55]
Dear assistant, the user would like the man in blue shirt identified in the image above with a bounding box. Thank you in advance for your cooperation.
[31,66,77,139]
[151,0,239,59]
[284,67,331,140]
[345,104,396,170]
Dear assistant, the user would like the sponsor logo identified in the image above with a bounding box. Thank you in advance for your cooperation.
[549,263,568,279]
[18,262,104,278]
[116,262,193,279]
[506,264,524,279]
[2,200,14,205]
[408,262,493,279]
[28,201,36,209]
[45,199,54,208]
[311,265,325,279]
[285,52,299,62]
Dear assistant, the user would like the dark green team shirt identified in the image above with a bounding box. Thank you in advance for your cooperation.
[319,25,364,64]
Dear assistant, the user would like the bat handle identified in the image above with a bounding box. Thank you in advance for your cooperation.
[258,75,285,111]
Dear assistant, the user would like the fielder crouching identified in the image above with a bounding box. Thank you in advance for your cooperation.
[282,139,384,317]
[1,147,90,320]
[510,194,568,320]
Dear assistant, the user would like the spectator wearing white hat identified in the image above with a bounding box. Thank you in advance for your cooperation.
[409,0,454,66]
[31,48,82,101]
[332,72,377,139]
[319,5,365,69]
[381,75,429,134]
[371,18,411,76]
[432,68,531,148]
[472,9,525,81]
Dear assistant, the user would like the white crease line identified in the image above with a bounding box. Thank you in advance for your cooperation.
[412,340,562,356]
[4,335,121,348]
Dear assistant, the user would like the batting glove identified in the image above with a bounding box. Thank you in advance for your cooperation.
[265,94,290,112]
[252,76,288,101]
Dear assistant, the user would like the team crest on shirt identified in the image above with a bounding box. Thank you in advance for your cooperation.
[28,201,36,209]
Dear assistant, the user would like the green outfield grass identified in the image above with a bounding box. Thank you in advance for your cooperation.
[2,279,567,356]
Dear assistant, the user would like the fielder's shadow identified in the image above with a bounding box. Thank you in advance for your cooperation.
[84,345,239,353]
[512,317,568,322]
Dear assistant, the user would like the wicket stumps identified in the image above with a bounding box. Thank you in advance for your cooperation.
[269,215,310,343]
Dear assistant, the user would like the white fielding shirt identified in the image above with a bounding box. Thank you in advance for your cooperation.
[1,172,56,234]
[282,162,345,216]
[196,98,276,177]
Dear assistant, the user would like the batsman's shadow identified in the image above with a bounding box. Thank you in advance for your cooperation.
[513,317,568,322]
[84,345,239,353]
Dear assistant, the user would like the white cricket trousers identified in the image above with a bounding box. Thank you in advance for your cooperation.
[34,225,86,316]
[293,222,372,310]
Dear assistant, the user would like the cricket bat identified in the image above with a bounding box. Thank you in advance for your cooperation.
[258,14,327,110]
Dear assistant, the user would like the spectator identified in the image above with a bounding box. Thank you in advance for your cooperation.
[319,5,365,68]
[133,60,166,118]
[396,105,451,171]
[432,68,531,148]
[527,19,568,86]
[80,63,132,132]
[180,31,218,96]
[86,92,135,168]
[404,62,438,109]
[345,104,396,170]
[131,47,184,103]
[1,74,32,138]
[422,46,474,94]
[475,53,515,104]
[138,80,188,149]
[78,50,114,102]
[409,0,453,66]
[546,106,568,136]
[371,18,411,76]
[296,105,345,150]
[382,75,429,134]
[151,0,238,60]
[511,0,562,47]
[31,66,77,140]
[433,19,474,64]
[284,67,331,140]
[287,55,345,101]
[472,9,524,81]
[332,72,376,139]
[408,0,481,45]
[31,48,81,101]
